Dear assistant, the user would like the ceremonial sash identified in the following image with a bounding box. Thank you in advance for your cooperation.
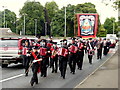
[31,52,41,73]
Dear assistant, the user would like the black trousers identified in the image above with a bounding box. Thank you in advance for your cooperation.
[31,63,39,84]
[97,49,102,59]
[103,46,107,55]
[77,51,84,69]
[59,56,67,78]
[68,53,76,73]
[41,58,47,77]
[51,55,58,73]
[23,55,30,74]
[88,55,93,64]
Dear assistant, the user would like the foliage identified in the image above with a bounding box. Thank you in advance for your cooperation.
[17,1,45,35]
[0,9,16,32]
[103,17,118,34]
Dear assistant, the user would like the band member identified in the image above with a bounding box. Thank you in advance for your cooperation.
[47,36,54,68]
[87,38,95,64]
[50,42,58,73]
[96,38,103,60]
[77,38,85,70]
[22,40,32,76]
[39,39,49,77]
[83,39,88,53]
[30,46,41,86]
[103,38,107,55]
[58,39,68,79]
[68,38,78,74]
[106,39,111,54]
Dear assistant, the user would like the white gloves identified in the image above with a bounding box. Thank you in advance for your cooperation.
[33,60,37,63]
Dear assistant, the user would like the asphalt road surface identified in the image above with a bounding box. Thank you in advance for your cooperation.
[0,47,117,88]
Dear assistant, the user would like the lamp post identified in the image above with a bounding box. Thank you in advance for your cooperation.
[64,6,66,38]
[23,14,26,35]
[34,19,37,36]
[45,22,47,36]
[2,6,6,28]
[113,19,115,35]
[50,22,52,36]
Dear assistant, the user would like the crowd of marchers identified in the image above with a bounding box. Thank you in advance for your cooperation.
[22,35,117,86]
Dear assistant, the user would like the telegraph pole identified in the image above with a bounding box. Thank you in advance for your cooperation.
[35,19,37,36]
[23,14,26,35]
[64,6,66,38]
[2,6,6,28]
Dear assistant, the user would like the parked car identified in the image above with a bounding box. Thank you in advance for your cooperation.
[0,37,33,68]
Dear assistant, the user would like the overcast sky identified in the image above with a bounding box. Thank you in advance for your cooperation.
[0,0,118,24]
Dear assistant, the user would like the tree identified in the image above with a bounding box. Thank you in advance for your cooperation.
[45,1,59,35]
[51,2,98,37]
[17,1,45,35]
[97,25,107,37]
[0,9,17,33]
[103,17,117,34]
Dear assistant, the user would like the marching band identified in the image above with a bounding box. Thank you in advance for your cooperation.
[22,36,113,86]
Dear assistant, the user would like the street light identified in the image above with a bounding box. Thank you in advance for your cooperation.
[64,6,66,38]
[22,13,27,35]
[2,6,6,28]
[113,19,115,35]
[34,19,37,36]
[45,22,47,36]
[23,14,26,35]
[50,22,52,36]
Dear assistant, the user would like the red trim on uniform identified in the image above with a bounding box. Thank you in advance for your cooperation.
[31,52,41,73]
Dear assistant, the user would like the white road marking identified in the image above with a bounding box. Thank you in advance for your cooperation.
[0,74,24,83]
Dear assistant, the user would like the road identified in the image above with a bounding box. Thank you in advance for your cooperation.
[76,50,118,88]
[0,47,117,88]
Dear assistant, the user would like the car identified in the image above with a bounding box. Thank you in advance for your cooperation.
[0,37,33,68]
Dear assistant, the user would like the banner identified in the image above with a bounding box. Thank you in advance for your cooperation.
[77,14,98,38]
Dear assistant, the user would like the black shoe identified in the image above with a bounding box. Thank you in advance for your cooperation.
[63,76,65,79]
[51,70,54,73]
[90,63,92,65]
[30,82,34,86]
[43,75,46,77]
[80,68,82,70]
[25,73,28,76]
[35,82,38,84]
[72,72,75,74]
[55,71,57,73]
[41,74,43,77]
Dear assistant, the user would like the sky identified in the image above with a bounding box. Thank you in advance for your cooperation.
[0,0,118,24]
